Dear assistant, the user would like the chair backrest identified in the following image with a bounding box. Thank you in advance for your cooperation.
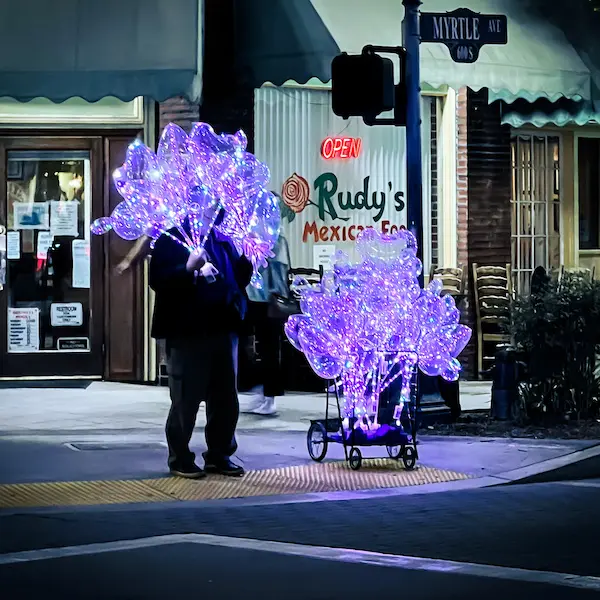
[288,267,323,285]
[288,268,323,299]
[429,265,466,297]
[472,263,512,327]
[552,265,595,283]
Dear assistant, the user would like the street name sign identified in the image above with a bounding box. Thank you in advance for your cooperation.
[420,8,508,63]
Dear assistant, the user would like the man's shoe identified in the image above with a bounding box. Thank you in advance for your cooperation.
[169,462,206,479]
[204,458,245,477]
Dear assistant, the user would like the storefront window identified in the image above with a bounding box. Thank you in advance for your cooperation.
[511,134,561,293]
[254,86,434,270]
[5,150,91,353]
[578,137,600,250]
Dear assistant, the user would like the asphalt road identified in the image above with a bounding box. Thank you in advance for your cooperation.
[1,541,598,600]
[0,480,599,598]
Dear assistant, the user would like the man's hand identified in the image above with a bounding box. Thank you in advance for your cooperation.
[199,262,219,280]
[186,248,208,273]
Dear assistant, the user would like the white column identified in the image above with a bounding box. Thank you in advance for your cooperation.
[439,87,458,267]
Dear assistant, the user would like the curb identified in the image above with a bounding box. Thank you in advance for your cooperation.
[491,442,600,485]
[0,443,598,516]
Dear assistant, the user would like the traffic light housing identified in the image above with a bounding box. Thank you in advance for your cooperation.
[331,46,406,127]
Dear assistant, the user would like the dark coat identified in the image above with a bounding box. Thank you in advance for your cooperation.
[149,227,253,340]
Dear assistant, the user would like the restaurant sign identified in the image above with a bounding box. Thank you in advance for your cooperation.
[420,8,507,63]
[280,172,405,243]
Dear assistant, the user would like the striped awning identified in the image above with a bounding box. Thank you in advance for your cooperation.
[310,0,593,103]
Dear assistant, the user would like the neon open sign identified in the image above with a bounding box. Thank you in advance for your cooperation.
[320,136,362,160]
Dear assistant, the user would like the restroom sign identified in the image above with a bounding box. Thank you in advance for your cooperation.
[51,302,83,327]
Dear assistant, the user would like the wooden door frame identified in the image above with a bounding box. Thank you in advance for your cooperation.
[575,131,600,268]
[102,132,145,381]
[0,135,104,378]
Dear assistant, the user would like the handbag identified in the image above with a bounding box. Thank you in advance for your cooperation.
[267,237,300,320]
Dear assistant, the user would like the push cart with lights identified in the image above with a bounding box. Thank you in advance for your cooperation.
[306,369,419,471]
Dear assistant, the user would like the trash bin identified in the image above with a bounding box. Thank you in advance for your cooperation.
[491,346,520,420]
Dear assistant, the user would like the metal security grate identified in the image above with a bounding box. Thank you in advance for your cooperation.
[0,462,470,509]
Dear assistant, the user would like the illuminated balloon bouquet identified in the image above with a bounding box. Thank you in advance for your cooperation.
[287,229,471,470]
[92,123,471,471]
[91,122,280,288]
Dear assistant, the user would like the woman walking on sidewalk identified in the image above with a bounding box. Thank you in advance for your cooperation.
[243,232,290,416]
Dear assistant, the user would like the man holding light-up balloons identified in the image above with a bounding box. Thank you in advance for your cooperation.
[91,122,281,479]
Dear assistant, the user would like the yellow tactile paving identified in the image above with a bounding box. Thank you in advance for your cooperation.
[0,460,470,508]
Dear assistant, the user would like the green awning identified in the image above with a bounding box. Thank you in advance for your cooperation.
[500,97,600,128]
[0,0,202,102]
[310,0,593,103]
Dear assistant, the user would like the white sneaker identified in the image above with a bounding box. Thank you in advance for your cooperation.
[242,386,265,413]
[251,396,277,416]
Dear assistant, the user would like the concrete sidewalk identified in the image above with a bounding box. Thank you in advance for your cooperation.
[0,380,492,436]
[0,381,595,489]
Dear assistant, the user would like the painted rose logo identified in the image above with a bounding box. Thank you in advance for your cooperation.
[281,173,310,222]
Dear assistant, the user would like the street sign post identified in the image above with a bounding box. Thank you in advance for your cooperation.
[330,2,508,279]
[402,0,423,275]
[420,8,508,63]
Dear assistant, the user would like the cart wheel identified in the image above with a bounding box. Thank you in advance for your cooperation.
[307,422,328,462]
[386,445,402,460]
[402,446,417,470]
[349,447,362,471]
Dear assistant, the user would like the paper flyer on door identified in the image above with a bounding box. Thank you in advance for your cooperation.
[72,239,90,289]
[50,201,79,237]
[13,202,49,230]
[8,307,40,353]
[7,231,20,260]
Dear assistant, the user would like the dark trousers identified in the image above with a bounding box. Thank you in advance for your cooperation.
[166,334,239,467]
[248,301,284,397]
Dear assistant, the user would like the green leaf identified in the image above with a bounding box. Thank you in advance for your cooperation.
[280,203,295,222]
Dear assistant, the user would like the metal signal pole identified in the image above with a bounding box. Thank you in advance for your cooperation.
[402,0,424,284]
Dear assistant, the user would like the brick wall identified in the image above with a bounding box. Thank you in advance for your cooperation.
[158,0,252,139]
[457,88,469,269]
[456,88,475,377]
[458,87,512,379]
[200,0,254,146]
[466,88,511,267]
[158,97,200,133]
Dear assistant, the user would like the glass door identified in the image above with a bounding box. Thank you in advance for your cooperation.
[0,138,104,378]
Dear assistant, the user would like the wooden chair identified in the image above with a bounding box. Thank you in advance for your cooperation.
[429,265,466,298]
[472,263,513,379]
[288,266,323,298]
[282,266,325,392]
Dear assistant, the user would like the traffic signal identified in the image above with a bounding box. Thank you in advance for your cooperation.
[331,47,406,127]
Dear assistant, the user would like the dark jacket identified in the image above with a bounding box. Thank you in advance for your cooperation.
[149,226,253,340]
